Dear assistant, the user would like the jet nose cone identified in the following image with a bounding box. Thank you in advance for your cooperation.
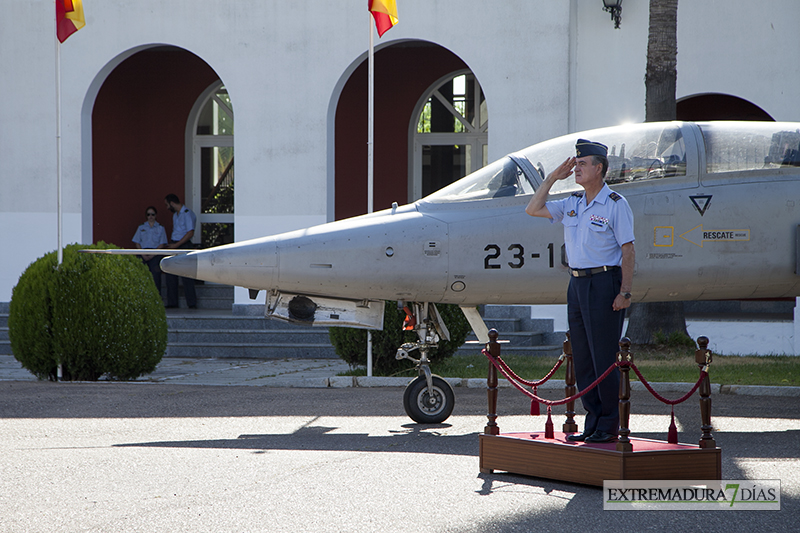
[160,253,198,279]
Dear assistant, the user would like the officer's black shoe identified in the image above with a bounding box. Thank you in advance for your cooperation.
[584,430,618,443]
[566,432,591,442]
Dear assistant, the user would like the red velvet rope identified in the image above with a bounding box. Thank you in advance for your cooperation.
[624,361,707,405]
[483,348,619,406]
[493,353,564,388]
[483,349,707,408]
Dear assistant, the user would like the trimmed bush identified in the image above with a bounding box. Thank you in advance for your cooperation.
[8,243,167,381]
[329,302,472,375]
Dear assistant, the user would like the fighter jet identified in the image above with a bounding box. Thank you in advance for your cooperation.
[116,121,800,422]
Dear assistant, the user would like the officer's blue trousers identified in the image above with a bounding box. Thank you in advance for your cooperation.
[166,241,196,308]
[567,268,625,435]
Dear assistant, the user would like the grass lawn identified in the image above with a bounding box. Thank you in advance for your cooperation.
[343,345,799,387]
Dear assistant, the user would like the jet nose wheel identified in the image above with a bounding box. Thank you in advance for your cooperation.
[403,375,455,424]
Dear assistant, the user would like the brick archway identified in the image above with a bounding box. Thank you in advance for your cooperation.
[334,42,470,221]
[92,47,219,247]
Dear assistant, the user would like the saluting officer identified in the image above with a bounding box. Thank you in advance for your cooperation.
[526,139,635,443]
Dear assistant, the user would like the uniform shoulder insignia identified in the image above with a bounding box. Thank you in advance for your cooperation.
[571,191,584,198]
[609,192,622,202]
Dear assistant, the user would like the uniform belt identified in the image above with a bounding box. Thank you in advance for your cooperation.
[570,265,620,277]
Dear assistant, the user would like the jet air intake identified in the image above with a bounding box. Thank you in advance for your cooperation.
[266,291,385,329]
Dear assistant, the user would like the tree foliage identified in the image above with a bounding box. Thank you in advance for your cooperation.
[8,243,167,381]
[329,302,472,375]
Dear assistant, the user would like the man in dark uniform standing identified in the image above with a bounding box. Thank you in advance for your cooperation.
[164,193,198,309]
[526,139,635,443]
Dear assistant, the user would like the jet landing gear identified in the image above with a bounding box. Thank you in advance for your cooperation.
[395,303,455,424]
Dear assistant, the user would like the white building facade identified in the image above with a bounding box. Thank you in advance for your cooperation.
[2,0,799,308]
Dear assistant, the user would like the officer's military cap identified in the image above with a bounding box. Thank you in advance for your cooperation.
[575,139,608,158]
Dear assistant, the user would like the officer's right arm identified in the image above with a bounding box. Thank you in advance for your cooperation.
[525,157,575,218]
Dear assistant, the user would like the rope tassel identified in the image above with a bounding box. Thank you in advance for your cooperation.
[530,386,540,415]
[668,407,678,444]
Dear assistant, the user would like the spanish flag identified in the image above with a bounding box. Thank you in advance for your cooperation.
[369,0,398,37]
[57,0,85,43]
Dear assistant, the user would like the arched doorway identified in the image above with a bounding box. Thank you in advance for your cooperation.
[411,70,488,200]
[91,46,220,247]
[188,82,234,248]
[333,42,477,220]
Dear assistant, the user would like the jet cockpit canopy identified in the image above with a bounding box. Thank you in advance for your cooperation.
[421,121,800,205]
[424,122,689,203]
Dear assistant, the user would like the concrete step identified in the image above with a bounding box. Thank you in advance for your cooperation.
[0,304,562,359]
[1,310,9,355]
[168,328,332,345]
[165,343,336,358]
[1,303,573,361]
[164,310,338,359]
[482,317,521,333]
[481,304,556,334]
[167,314,268,329]
[158,282,234,310]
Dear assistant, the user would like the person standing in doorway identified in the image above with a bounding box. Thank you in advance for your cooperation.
[525,139,635,443]
[164,193,198,309]
[132,206,168,290]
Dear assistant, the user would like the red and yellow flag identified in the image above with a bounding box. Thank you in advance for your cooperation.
[368,0,398,37]
[56,0,85,43]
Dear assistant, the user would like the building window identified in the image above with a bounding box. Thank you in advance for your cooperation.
[412,71,488,200]
[190,82,234,248]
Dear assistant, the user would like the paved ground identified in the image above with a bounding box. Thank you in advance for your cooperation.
[1,355,799,532]
[0,354,352,386]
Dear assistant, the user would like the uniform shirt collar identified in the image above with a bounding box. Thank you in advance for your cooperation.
[584,183,612,207]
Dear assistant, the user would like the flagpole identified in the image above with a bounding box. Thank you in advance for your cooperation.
[366,13,375,376]
[55,21,64,382]
[368,18,375,214]
[55,33,63,266]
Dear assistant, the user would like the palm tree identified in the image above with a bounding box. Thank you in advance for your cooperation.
[625,0,689,344]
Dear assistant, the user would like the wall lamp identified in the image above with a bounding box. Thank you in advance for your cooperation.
[603,0,623,29]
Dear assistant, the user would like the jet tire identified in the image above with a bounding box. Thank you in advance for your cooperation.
[403,375,455,424]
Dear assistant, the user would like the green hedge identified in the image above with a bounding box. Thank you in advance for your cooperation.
[329,302,472,375]
[8,243,167,381]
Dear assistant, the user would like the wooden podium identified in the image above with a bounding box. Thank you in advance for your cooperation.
[479,432,720,487]
[479,331,721,487]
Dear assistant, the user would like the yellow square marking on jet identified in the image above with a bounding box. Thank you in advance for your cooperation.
[654,226,674,247]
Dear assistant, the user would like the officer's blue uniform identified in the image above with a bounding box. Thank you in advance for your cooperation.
[132,221,168,249]
[170,206,197,245]
[166,206,198,308]
[547,172,635,436]
[132,221,167,289]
